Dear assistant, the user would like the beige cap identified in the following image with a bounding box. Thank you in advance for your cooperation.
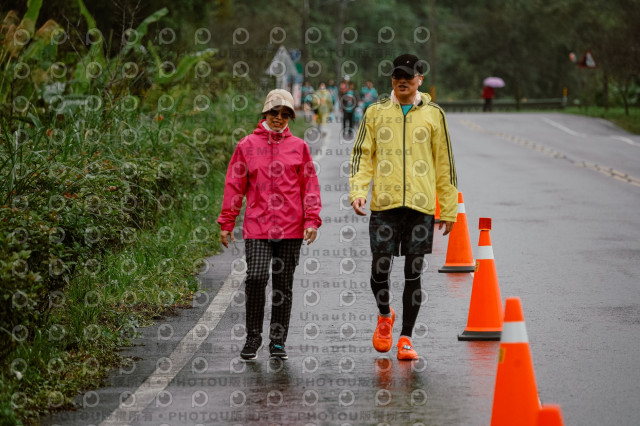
[262,89,296,118]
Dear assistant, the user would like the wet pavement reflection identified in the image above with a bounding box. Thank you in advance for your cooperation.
[43,115,640,426]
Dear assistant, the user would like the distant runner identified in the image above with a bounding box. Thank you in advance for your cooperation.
[360,79,379,110]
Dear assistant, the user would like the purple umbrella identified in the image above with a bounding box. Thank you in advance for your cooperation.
[484,77,505,88]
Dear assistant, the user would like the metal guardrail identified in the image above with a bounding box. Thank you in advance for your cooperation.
[436,98,565,112]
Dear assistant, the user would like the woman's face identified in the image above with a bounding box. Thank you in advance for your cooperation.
[265,107,293,131]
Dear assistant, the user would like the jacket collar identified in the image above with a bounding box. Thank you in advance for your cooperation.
[390,90,431,108]
[255,119,292,144]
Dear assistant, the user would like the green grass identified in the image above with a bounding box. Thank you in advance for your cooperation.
[563,106,640,134]
[1,171,226,424]
[0,5,266,423]
[0,90,259,423]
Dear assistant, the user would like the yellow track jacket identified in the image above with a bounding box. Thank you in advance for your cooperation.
[349,92,458,222]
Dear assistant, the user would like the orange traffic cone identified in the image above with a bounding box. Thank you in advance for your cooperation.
[458,218,503,340]
[438,192,475,273]
[490,297,541,426]
[434,193,441,223]
[538,405,564,426]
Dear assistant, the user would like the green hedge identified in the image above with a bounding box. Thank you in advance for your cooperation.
[0,4,264,422]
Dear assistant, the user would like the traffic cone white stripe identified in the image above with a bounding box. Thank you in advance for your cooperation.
[476,246,494,260]
[439,192,475,273]
[491,298,540,425]
[500,321,528,343]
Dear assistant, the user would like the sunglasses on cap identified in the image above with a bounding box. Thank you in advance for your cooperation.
[392,71,419,80]
[267,109,292,119]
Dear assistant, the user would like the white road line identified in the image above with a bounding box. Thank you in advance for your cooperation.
[541,117,585,137]
[99,257,247,426]
[611,135,640,147]
[461,119,640,189]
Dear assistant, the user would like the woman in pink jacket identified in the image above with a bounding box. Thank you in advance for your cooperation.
[218,89,322,360]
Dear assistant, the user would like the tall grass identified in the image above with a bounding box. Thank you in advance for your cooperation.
[1,91,261,423]
[0,5,264,423]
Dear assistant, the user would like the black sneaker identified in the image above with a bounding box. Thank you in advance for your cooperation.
[240,336,262,360]
[269,342,288,359]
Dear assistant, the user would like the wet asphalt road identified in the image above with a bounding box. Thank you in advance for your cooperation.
[45,112,640,426]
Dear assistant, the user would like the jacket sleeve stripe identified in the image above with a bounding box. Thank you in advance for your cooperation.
[431,103,457,187]
[351,116,368,177]
[351,99,387,177]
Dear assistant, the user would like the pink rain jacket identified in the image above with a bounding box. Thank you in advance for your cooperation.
[218,120,322,239]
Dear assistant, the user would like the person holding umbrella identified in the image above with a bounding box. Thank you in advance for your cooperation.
[482,85,495,112]
[218,89,322,360]
[482,77,505,112]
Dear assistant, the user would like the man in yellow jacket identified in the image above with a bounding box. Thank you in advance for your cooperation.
[350,53,458,360]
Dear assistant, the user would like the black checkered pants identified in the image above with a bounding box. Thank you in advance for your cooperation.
[244,238,303,344]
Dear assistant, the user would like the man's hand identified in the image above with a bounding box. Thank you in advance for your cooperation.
[303,228,318,245]
[438,221,454,236]
[220,230,235,248]
[352,197,367,216]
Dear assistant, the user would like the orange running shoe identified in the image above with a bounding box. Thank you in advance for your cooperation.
[372,308,395,352]
[397,336,418,360]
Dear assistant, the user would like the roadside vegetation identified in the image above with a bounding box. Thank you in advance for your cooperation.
[0,1,263,423]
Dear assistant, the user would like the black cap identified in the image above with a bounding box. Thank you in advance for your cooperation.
[392,54,424,75]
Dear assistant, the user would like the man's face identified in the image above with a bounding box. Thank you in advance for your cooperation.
[391,70,422,99]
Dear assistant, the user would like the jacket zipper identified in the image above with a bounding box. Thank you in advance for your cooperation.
[270,140,274,232]
[402,105,408,206]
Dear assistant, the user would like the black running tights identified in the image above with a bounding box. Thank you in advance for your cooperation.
[370,253,425,337]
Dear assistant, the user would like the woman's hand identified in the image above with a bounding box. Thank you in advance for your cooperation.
[303,228,318,245]
[220,230,235,248]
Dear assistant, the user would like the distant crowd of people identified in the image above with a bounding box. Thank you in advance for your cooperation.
[300,76,379,136]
